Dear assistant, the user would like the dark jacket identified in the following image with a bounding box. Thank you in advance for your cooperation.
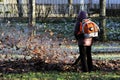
[74,11,93,46]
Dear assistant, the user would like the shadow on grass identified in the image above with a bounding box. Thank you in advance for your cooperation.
[0,58,119,74]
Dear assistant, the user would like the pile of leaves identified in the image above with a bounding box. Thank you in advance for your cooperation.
[0,58,120,74]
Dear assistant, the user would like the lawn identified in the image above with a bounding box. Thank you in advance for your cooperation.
[0,71,120,80]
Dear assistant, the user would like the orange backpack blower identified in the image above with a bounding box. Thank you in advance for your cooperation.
[78,19,100,38]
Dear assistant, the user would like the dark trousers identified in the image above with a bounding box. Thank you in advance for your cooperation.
[74,45,93,72]
[80,46,93,72]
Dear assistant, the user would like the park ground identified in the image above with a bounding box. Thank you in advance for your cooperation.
[0,21,120,80]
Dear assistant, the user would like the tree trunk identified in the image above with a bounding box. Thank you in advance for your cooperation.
[87,0,92,16]
[89,0,92,9]
[99,0,107,41]
[68,0,73,17]
[32,0,36,26]
[80,0,84,11]
[28,0,36,36]
[28,0,32,25]
[16,0,23,17]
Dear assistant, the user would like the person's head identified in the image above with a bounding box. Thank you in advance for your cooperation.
[77,11,87,22]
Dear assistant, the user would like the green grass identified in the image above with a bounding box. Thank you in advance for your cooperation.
[0,71,120,80]
[92,54,120,60]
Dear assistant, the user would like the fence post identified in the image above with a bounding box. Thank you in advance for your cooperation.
[99,0,107,41]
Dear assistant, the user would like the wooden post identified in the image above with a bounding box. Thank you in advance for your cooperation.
[99,0,107,41]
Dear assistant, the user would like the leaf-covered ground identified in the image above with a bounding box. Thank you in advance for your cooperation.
[0,58,120,74]
[0,22,119,75]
